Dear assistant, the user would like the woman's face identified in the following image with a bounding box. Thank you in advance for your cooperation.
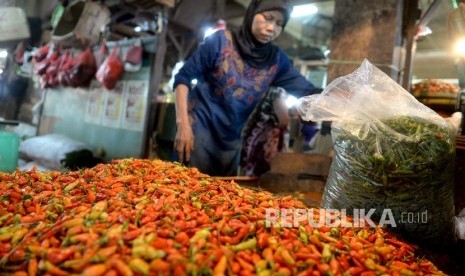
[251,10,284,44]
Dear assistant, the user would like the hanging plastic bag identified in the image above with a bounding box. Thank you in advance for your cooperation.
[67,47,97,88]
[298,59,456,247]
[33,43,51,63]
[33,44,59,76]
[57,50,72,86]
[96,46,123,90]
[123,39,143,72]
[95,42,107,67]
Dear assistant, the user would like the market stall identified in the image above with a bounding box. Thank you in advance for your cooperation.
[1,0,465,275]
[2,57,464,276]
[411,78,460,117]
[32,0,169,162]
[0,0,172,170]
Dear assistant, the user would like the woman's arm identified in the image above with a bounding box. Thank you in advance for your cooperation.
[173,31,222,90]
[174,84,194,163]
[272,51,323,98]
[172,31,223,163]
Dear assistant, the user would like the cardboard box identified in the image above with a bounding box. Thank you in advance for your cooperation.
[0,7,30,43]
[124,0,175,9]
[52,0,110,47]
[155,0,175,8]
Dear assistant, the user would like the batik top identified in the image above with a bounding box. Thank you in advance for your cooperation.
[174,30,318,141]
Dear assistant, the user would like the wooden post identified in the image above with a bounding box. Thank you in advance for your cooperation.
[143,6,169,158]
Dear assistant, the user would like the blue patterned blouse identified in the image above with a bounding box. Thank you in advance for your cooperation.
[173,30,319,176]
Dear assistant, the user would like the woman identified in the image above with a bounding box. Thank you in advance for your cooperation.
[173,0,320,176]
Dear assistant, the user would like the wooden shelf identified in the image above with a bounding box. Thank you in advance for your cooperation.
[413,93,459,116]
[457,135,465,151]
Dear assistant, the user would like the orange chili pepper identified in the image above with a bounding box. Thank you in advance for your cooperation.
[20,214,46,223]
[28,258,38,276]
[110,258,133,276]
[236,256,254,271]
[150,259,171,272]
[42,260,69,276]
[0,159,445,276]
[82,263,108,276]
[213,255,228,276]
[229,260,241,274]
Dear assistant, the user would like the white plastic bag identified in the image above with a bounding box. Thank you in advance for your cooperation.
[19,134,91,170]
[298,59,456,246]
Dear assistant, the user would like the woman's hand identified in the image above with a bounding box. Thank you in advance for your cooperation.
[174,121,194,163]
[174,84,193,163]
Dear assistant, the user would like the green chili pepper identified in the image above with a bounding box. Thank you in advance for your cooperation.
[231,237,257,251]
[323,115,455,245]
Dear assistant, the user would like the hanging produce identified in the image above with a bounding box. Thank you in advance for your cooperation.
[96,46,124,90]
[66,47,97,88]
[33,44,59,76]
[32,44,97,89]
[0,159,444,275]
[57,50,72,86]
[123,39,143,72]
[32,44,51,63]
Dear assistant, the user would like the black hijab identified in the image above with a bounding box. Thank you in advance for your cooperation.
[232,0,292,69]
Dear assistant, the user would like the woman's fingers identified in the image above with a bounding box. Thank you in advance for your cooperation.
[175,139,193,163]
[175,139,185,163]
[174,139,185,162]
[174,124,194,163]
[184,139,192,162]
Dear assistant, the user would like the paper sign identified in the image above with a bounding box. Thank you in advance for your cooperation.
[122,80,148,131]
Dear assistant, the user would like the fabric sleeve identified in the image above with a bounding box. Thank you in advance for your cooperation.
[272,51,323,98]
[173,31,223,89]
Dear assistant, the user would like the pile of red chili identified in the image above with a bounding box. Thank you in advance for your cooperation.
[0,159,444,275]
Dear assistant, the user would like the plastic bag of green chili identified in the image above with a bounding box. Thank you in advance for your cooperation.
[298,59,456,247]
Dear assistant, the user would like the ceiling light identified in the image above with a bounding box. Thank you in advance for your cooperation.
[291,4,318,18]
[0,50,7,59]
[454,38,465,56]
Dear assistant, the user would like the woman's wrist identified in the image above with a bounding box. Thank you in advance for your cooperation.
[176,118,190,126]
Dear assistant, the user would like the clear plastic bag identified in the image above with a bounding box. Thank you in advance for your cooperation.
[298,59,456,246]
[455,208,465,240]
[123,39,143,72]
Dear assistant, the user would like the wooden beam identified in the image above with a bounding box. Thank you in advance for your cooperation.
[401,0,421,90]
[144,6,168,158]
